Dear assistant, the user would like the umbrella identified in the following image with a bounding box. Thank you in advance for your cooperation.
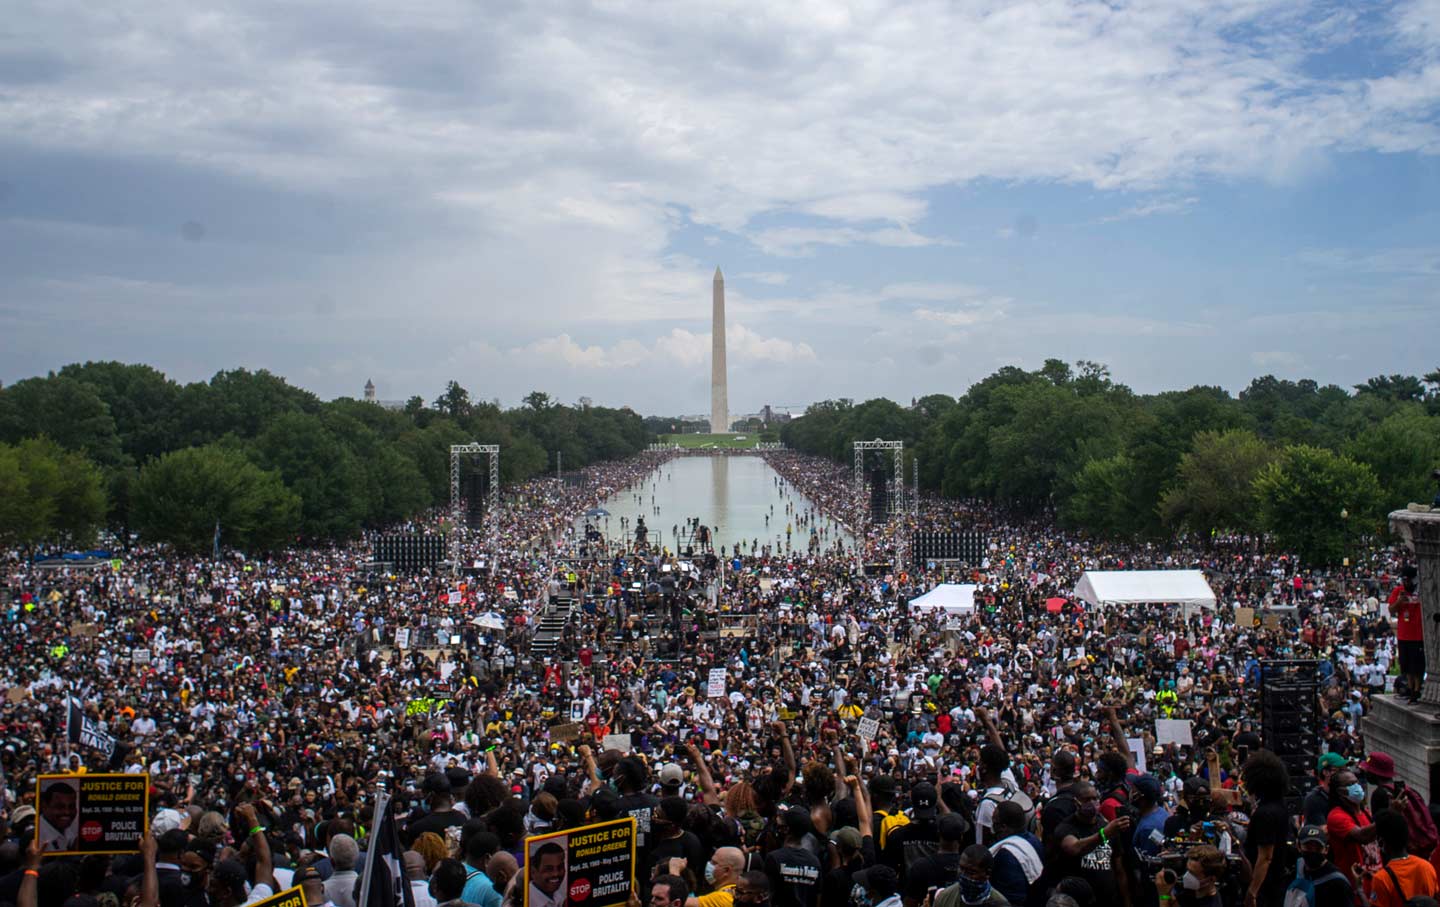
[585,507,610,518]
[1045,597,1068,613]
[471,613,506,630]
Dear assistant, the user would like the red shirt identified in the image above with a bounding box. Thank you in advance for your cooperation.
[1328,805,1378,881]
[1391,587,1424,642]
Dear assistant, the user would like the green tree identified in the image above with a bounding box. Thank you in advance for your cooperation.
[251,413,369,539]
[1159,429,1275,533]
[0,375,125,466]
[1060,454,1139,536]
[1345,407,1440,509]
[57,361,183,462]
[1254,444,1383,564]
[434,381,472,418]
[0,438,108,547]
[133,445,299,553]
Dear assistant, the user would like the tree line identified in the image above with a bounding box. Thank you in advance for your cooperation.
[0,364,651,553]
[780,360,1440,564]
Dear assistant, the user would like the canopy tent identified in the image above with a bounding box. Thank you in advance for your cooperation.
[908,584,977,613]
[1072,570,1217,618]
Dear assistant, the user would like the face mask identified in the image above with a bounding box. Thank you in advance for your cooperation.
[704,863,717,885]
[1182,872,1204,891]
[1346,783,1365,803]
[1302,852,1327,871]
[959,878,992,904]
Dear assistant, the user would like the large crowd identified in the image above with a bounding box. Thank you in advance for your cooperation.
[0,446,1431,907]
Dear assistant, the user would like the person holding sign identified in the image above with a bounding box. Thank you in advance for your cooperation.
[37,778,80,853]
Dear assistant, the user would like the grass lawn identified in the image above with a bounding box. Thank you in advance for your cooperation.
[660,433,762,448]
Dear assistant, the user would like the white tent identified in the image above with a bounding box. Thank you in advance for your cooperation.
[1072,570,1217,618]
[909,584,977,613]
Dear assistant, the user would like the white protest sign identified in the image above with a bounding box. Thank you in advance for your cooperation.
[707,668,726,699]
[1127,737,1147,774]
[1155,719,1194,747]
[858,716,881,745]
[602,733,632,753]
[395,628,411,649]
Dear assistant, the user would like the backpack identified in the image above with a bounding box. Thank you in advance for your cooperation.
[1284,859,1347,907]
[1394,783,1440,855]
[984,786,1037,832]
[875,809,910,849]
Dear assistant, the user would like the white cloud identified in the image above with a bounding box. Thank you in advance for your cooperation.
[519,324,814,370]
[801,192,929,224]
[738,271,791,286]
[750,225,951,257]
[1251,350,1305,368]
[1096,196,1199,224]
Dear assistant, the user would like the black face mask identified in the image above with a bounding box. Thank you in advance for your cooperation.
[1302,852,1327,871]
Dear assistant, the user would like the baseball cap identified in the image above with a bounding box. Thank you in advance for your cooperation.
[10,805,35,826]
[910,782,938,819]
[1298,825,1328,846]
[1130,775,1162,803]
[659,763,684,787]
[1317,752,1349,772]
[829,826,862,850]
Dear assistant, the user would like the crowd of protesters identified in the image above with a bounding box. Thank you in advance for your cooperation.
[0,446,1432,907]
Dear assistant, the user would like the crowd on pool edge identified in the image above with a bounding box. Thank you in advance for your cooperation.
[0,446,1433,907]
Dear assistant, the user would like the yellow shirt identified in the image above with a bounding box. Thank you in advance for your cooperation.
[698,884,735,907]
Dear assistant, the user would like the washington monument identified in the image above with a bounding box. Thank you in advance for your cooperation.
[711,266,728,433]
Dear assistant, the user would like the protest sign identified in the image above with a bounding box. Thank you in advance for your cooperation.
[570,700,585,721]
[601,733,631,753]
[1235,607,1255,628]
[395,628,411,649]
[524,817,636,907]
[35,774,148,856]
[1127,737,1147,774]
[551,722,582,742]
[66,699,116,758]
[132,648,150,665]
[1154,719,1194,747]
[406,698,443,716]
[247,886,308,907]
[707,668,726,698]
[857,716,881,745]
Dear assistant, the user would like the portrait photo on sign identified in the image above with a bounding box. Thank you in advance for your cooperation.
[527,836,570,907]
[36,777,80,853]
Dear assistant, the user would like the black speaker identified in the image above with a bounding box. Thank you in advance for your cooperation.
[464,468,490,528]
[912,532,986,567]
[374,533,447,572]
[1259,659,1319,808]
[869,468,889,523]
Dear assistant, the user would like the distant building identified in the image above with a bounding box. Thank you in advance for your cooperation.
[364,379,376,402]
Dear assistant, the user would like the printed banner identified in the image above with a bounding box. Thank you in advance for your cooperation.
[66,699,116,758]
[524,817,636,907]
[35,773,148,856]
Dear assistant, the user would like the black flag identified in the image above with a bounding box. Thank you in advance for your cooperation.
[65,698,116,759]
[358,791,416,907]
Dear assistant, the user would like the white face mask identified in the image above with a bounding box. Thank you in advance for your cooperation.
[1182,871,1204,891]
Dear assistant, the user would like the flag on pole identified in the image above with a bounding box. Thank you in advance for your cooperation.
[213,520,222,560]
[65,698,116,759]
[358,791,415,907]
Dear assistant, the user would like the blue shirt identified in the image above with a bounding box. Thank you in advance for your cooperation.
[1134,807,1171,857]
[462,864,501,907]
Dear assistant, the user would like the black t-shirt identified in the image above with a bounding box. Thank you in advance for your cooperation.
[765,845,823,907]
[1245,800,1294,899]
[883,819,940,879]
[1310,862,1357,907]
[403,807,467,847]
[1041,786,1077,841]
[1052,815,1120,905]
[652,830,709,881]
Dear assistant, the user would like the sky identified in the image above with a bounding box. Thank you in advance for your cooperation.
[2,0,1439,418]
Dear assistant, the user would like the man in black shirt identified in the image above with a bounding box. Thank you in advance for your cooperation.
[653,797,709,887]
[883,782,940,880]
[1040,750,1079,847]
[1295,825,1355,907]
[1052,782,1131,907]
[765,808,822,907]
[821,827,873,907]
[403,773,468,847]
[906,813,966,905]
[614,756,661,884]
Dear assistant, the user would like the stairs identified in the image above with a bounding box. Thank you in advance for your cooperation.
[530,598,575,656]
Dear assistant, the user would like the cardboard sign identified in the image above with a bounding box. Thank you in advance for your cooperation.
[1263,613,1281,630]
[35,773,149,856]
[1155,719,1194,747]
[601,733,631,753]
[395,628,411,649]
[858,716,881,745]
[707,668,726,699]
[524,817,636,907]
[551,722,582,742]
[248,885,309,907]
[70,623,100,638]
[6,686,28,704]
[1235,607,1255,628]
